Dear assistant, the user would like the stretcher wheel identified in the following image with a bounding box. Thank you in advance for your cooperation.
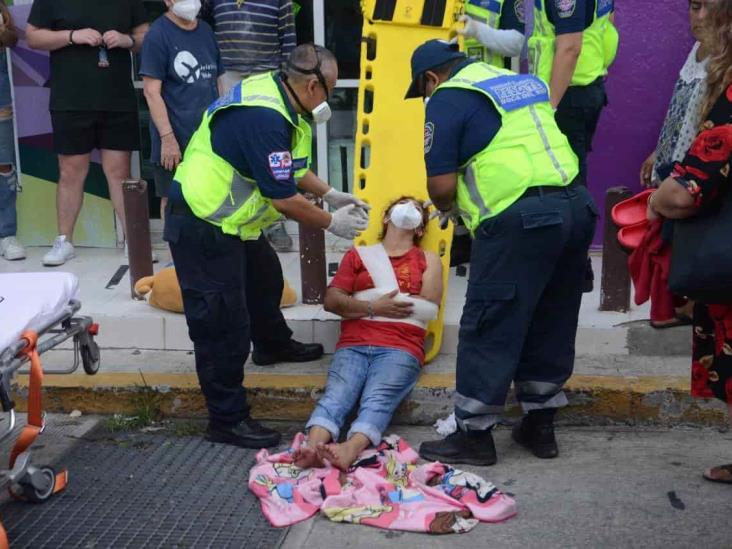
[18,466,56,503]
[80,341,100,375]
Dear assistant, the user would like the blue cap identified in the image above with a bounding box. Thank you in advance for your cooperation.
[405,39,466,99]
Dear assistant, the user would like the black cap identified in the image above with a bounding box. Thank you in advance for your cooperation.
[405,39,466,99]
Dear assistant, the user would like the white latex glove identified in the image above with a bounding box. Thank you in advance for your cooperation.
[458,14,524,58]
[323,188,371,211]
[327,204,370,239]
[425,200,460,230]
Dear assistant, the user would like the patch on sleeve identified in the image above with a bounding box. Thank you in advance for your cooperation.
[596,0,613,18]
[473,75,549,111]
[268,151,293,181]
[424,122,435,155]
[555,0,576,18]
[514,0,525,23]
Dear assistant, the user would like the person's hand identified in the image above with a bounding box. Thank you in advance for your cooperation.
[323,188,371,212]
[72,28,103,47]
[457,14,480,40]
[161,133,182,171]
[371,290,414,319]
[640,151,657,187]
[425,200,459,229]
[326,204,369,239]
[103,30,133,49]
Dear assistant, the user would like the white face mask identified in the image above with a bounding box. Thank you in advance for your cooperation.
[172,0,201,22]
[311,101,332,125]
[389,202,423,231]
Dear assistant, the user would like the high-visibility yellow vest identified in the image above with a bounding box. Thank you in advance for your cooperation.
[174,72,312,241]
[529,0,618,87]
[464,0,507,67]
[434,62,579,232]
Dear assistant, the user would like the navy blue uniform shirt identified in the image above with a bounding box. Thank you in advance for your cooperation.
[425,60,503,177]
[499,0,526,33]
[546,0,596,34]
[207,75,300,200]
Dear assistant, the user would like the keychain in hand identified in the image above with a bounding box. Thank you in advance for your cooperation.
[98,46,109,68]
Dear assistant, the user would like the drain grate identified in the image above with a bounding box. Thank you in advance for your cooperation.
[0,430,288,549]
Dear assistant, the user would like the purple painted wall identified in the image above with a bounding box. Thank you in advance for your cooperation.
[587,1,694,244]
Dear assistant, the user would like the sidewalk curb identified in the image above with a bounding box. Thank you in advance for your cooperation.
[12,371,727,427]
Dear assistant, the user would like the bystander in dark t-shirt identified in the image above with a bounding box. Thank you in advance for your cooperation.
[139,15,223,164]
[28,0,147,112]
[424,60,503,177]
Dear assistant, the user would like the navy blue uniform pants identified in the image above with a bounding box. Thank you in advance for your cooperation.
[455,185,598,431]
[164,203,292,425]
[554,78,607,187]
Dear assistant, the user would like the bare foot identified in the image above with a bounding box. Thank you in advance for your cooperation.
[317,442,361,472]
[292,446,324,469]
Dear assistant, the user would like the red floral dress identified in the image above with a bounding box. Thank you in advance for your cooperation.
[672,84,732,402]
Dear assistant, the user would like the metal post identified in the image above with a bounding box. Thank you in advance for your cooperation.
[122,179,153,299]
[299,194,327,304]
[600,186,633,312]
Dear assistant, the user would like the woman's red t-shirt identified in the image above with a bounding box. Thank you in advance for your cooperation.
[329,247,428,364]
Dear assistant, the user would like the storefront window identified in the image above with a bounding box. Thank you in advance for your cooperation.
[327,89,357,192]
[325,2,362,80]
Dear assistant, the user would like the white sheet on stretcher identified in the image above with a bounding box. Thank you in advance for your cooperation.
[0,272,80,353]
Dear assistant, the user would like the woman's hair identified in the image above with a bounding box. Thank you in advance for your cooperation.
[700,0,732,121]
[379,195,430,245]
[0,2,12,31]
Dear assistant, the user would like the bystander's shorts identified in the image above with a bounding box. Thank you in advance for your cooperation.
[153,164,174,199]
[50,110,140,155]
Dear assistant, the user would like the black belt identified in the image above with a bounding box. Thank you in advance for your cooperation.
[168,198,195,217]
[521,183,576,199]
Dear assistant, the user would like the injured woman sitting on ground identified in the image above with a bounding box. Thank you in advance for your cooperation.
[293,196,443,471]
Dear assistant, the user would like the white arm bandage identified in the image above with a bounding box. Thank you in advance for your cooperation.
[467,19,525,58]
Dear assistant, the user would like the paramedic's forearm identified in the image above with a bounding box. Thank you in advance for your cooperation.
[271,193,332,229]
[324,288,370,319]
[427,173,458,212]
[25,25,72,51]
[472,24,524,57]
[297,170,331,197]
[550,33,582,108]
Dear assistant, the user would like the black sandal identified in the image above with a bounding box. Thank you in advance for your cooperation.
[650,315,693,329]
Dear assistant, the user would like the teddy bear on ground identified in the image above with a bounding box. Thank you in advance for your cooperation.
[134,267,298,312]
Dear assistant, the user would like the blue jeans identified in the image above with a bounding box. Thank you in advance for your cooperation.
[306,346,421,445]
[0,164,17,238]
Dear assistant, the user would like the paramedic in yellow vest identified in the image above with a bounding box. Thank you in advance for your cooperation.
[165,44,370,449]
[459,0,526,68]
[529,0,618,291]
[406,40,597,466]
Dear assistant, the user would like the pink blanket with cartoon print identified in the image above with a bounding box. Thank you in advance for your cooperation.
[248,433,517,534]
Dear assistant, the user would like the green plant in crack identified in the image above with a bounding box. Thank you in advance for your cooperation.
[104,371,165,432]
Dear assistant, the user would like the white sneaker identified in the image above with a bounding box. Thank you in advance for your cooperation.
[42,235,75,266]
[124,242,159,263]
[0,236,26,261]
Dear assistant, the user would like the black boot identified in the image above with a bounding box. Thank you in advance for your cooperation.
[583,256,594,293]
[419,430,497,466]
[512,409,559,459]
[206,418,281,448]
[252,339,324,366]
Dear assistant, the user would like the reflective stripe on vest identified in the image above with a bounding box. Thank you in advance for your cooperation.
[174,71,312,241]
[464,0,506,67]
[435,62,579,233]
[528,0,618,86]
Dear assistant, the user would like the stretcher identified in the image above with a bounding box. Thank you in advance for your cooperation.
[354,0,465,362]
[0,273,100,548]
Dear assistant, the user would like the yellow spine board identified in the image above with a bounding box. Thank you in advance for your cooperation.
[354,0,464,363]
